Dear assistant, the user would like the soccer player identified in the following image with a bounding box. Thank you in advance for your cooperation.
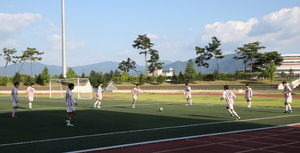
[220,85,240,120]
[131,84,141,108]
[11,82,19,118]
[184,83,192,106]
[25,82,36,110]
[245,84,252,108]
[94,82,103,108]
[282,81,293,113]
[65,83,77,126]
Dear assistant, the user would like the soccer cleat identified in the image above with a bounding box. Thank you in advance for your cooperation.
[97,106,101,108]
[30,108,33,110]
[67,123,74,126]
[131,106,135,108]
[247,106,251,108]
[289,110,293,113]
[284,111,289,113]
[12,116,18,118]
[236,117,241,120]
[231,114,234,118]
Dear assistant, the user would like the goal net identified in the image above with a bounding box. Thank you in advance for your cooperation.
[50,78,93,99]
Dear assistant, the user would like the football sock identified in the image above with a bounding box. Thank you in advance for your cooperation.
[66,120,70,124]
[12,108,16,116]
[288,104,292,110]
[98,102,101,107]
[285,105,289,111]
[29,103,32,108]
[232,110,239,117]
[247,102,251,107]
[94,101,98,106]
[189,100,192,105]
[227,109,233,115]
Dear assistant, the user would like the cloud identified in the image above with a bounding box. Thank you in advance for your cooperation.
[68,41,86,50]
[0,13,41,39]
[147,34,168,39]
[0,39,19,49]
[47,34,61,50]
[249,7,300,43]
[47,34,86,50]
[118,50,131,55]
[201,18,258,43]
[199,6,300,54]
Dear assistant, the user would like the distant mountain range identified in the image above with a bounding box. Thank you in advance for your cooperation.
[0,53,244,77]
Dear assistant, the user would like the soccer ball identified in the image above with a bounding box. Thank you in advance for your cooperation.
[159,107,163,111]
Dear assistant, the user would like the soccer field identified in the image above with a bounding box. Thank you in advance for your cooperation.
[0,95,299,153]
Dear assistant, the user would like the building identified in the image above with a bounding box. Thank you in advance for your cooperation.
[277,54,300,74]
[145,68,175,77]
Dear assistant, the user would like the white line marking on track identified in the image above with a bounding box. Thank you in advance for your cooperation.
[66,122,300,153]
[0,115,299,148]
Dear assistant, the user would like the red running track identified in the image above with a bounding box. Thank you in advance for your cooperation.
[90,124,300,153]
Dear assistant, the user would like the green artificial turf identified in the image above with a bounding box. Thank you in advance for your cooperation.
[0,95,299,152]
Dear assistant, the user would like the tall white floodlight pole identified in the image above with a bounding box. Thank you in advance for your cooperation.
[62,0,67,78]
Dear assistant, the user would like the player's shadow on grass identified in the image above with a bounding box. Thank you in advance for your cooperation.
[245,109,283,113]
[183,114,224,119]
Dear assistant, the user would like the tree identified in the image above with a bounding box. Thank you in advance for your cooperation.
[252,51,283,72]
[24,75,33,86]
[156,75,164,85]
[195,46,213,73]
[36,66,51,85]
[118,58,139,75]
[233,41,266,73]
[89,70,103,88]
[12,72,22,83]
[206,36,224,72]
[178,71,185,83]
[184,59,197,82]
[1,48,17,76]
[265,61,277,84]
[288,68,294,81]
[138,74,146,85]
[132,34,154,73]
[66,67,77,78]
[15,47,44,77]
[147,49,164,74]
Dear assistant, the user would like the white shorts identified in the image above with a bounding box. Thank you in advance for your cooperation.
[66,106,75,112]
[28,97,34,101]
[96,96,102,100]
[12,101,19,107]
[132,96,138,100]
[284,97,292,103]
[245,97,251,101]
[227,104,234,109]
[186,95,192,99]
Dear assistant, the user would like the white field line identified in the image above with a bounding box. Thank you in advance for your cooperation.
[0,115,299,148]
[67,122,300,153]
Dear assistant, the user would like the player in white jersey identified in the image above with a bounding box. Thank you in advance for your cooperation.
[65,83,77,126]
[25,83,36,110]
[11,82,20,118]
[245,84,252,108]
[282,81,293,113]
[131,84,141,108]
[94,82,103,108]
[220,85,240,120]
[184,83,192,106]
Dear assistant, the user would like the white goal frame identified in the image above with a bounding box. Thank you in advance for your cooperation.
[50,78,93,99]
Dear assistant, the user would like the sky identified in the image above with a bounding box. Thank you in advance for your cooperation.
[0,0,300,68]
